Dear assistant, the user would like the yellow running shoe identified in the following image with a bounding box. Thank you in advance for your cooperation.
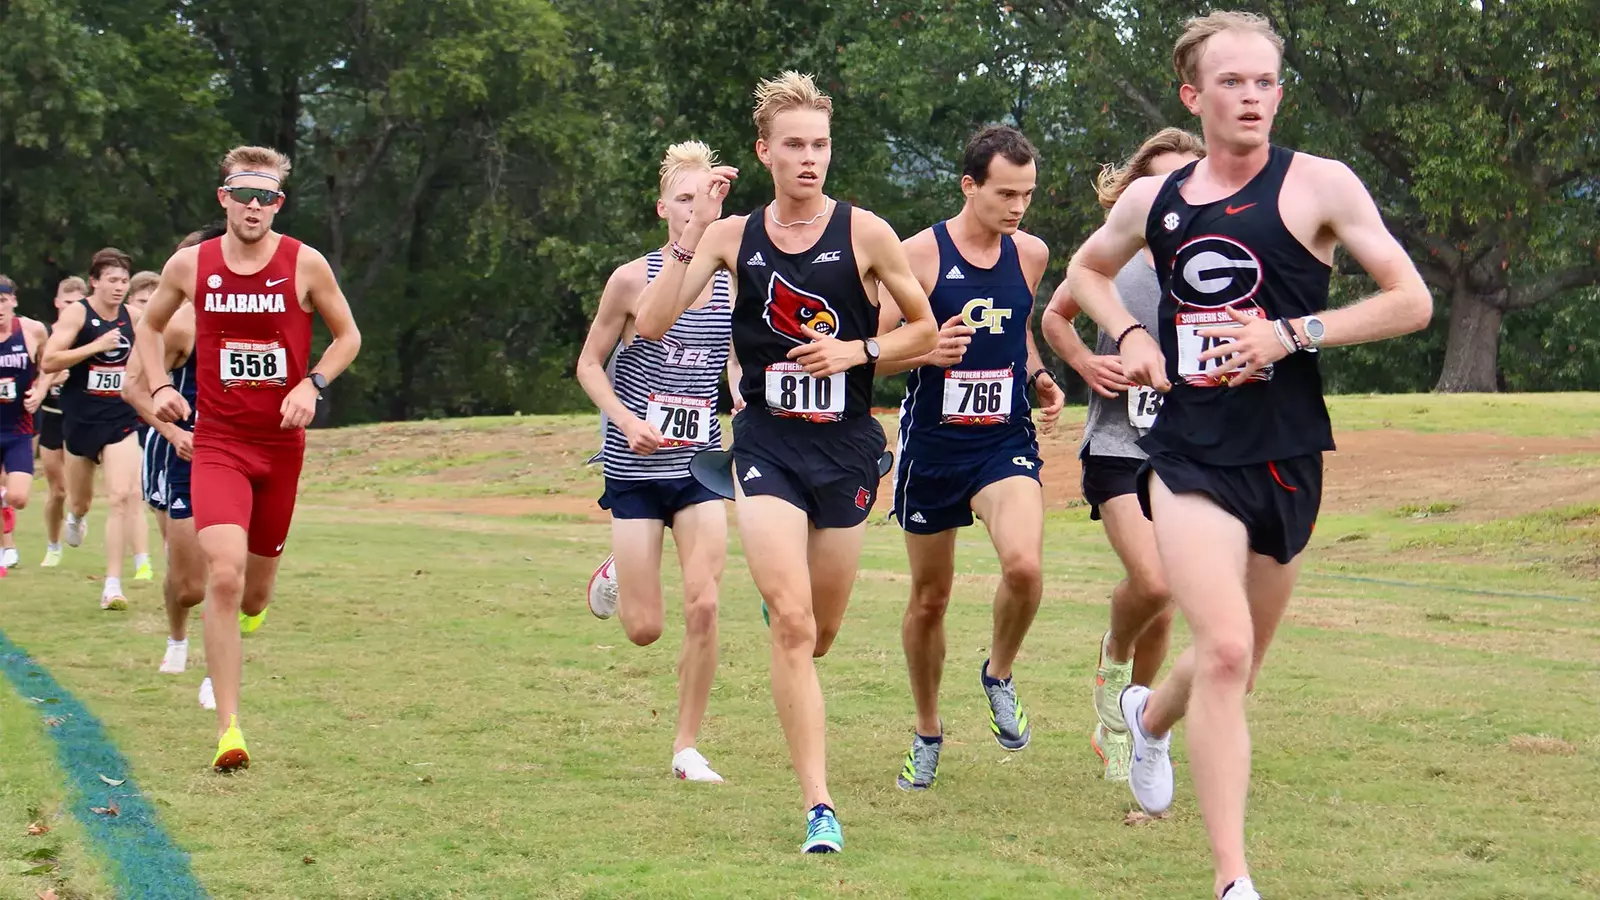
[40,547,63,568]
[212,715,250,771]
[239,608,268,634]
[1093,722,1133,782]
[133,561,154,581]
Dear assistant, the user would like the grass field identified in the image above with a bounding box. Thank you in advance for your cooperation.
[2,394,1597,899]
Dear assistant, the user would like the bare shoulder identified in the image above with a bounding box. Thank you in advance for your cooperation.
[902,226,938,259]
[294,241,335,276]
[850,205,899,242]
[163,244,201,279]
[605,255,650,302]
[702,214,749,260]
[1288,152,1366,202]
[1012,229,1050,264]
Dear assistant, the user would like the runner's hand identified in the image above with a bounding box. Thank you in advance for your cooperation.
[23,384,45,414]
[688,166,739,233]
[1070,354,1134,400]
[279,378,318,429]
[787,325,865,377]
[170,429,194,462]
[620,415,662,455]
[1197,307,1287,386]
[90,329,123,354]
[731,389,746,413]
[152,384,192,424]
[925,315,973,368]
[1119,328,1171,392]
[1033,371,1064,434]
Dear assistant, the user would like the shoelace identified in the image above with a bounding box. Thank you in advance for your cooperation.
[907,742,939,782]
[807,811,835,839]
[989,682,1021,732]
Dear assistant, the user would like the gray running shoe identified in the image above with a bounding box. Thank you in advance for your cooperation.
[895,733,942,791]
[982,659,1031,751]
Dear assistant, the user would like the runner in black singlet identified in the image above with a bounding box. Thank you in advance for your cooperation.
[1063,14,1432,900]
[34,277,84,567]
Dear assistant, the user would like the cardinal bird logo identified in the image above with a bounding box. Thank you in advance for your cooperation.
[763,273,839,344]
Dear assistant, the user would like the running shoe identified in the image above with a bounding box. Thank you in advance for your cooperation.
[1120,685,1174,815]
[981,659,1031,751]
[160,640,188,674]
[100,592,127,611]
[671,747,724,783]
[198,677,216,710]
[133,561,154,581]
[1094,631,1133,733]
[212,715,250,771]
[586,555,618,619]
[239,608,268,634]
[1,547,19,568]
[1092,722,1132,781]
[39,547,62,568]
[895,733,942,791]
[1221,877,1261,900]
[800,804,842,854]
[65,514,86,548]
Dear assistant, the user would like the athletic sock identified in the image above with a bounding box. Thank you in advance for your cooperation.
[47,542,61,552]
[168,637,188,648]
[134,553,150,569]
[102,577,122,597]
[917,732,943,745]
[981,659,1011,688]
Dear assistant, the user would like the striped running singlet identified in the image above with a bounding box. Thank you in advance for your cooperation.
[601,251,733,480]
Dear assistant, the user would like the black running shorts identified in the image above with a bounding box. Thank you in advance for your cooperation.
[731,410,885,529]
[1137,451,1323,565]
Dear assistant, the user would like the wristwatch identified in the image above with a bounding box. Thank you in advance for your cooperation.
[308,372,328,392]
[862,338,881,364]
[1302,315,1326,349]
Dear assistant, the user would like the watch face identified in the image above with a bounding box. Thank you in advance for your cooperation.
[1307,318,1325,339]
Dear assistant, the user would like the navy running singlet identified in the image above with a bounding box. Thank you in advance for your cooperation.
[1142,145,1336,466]
[0,321,35,437]
[601,251,732,480]
[898,222,1035,461]
[60,299,137,429]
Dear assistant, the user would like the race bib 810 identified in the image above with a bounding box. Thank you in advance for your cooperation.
[764,362,845,422]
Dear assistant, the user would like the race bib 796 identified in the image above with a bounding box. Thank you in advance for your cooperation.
[645,393,713,448]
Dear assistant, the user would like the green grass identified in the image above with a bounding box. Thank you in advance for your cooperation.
[1,399,1597,898]
[1325,392,1600,437]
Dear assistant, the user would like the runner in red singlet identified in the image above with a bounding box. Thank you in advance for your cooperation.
[134,145,363,771]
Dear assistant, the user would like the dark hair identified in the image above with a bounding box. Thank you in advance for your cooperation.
[89,247,133,280]
[962,125,1039,185]
[178,223,228,250]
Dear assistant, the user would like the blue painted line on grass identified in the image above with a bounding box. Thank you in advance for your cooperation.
[0,627,208,900]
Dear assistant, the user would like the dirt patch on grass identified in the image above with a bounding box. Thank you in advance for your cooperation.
[1507,734,1579,756]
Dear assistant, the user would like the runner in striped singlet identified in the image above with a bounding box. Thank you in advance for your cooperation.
[574,140,738,784]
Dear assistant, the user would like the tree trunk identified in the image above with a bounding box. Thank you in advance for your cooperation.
[1434,286,1504,392]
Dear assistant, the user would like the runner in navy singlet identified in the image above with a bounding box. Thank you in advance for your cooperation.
[635,72,937,854]
[1063,13,1432,900]
[34,277,84,567]
[0,274,51,571]
[874,126,1064,790]
[574,141,738,785]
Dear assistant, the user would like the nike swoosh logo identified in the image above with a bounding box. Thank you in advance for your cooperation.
[1224,203,1256,215]
[265,278,289,287]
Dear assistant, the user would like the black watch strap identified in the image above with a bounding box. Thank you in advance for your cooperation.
[309,372,328,391]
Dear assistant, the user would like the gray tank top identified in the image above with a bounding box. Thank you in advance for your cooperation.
[1080,255,1163,460]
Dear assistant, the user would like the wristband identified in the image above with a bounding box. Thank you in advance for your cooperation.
[152,384,177,399]
[1027,368,1050,391]
[1114,323,1147,349]
[667,241,695,265]
[1271,320,1298,356]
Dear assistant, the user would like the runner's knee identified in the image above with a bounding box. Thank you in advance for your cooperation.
[1198,636,1253,686]
[207,561,246,605]
[997,551,1042,600]
[813,624,838,658]
[5,486,28,510]
[767,600,817,655]
[682,591,718,637]
[906,580,952,622]
[1128,564,1170,607]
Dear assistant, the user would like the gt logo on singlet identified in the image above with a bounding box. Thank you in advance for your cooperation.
[1169,234,1271,387]
[960,297,1012,335]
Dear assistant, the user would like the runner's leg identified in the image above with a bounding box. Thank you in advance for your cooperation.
[902,530,957,737]
[667,500,726,754]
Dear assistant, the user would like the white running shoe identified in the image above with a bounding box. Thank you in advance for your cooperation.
[65,514,87,548]
[1119,684,1174,815]
[198,677,216,710]
[160,641,188,674]
[586,555,618,619]
[0,548,18,568]
[671,747,724,783]
[1221,877,1260,900]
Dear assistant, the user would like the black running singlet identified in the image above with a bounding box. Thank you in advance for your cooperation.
[732,201,877,421]
[60,299,138,428]
[1142,145,1335,466]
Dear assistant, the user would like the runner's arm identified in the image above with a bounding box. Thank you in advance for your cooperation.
[133,249,195,394]
[122,343,188,443]
[302,248,362,384]
[22,319,52,409]
[872,231,946,376]
[575,262,647,426]
[863,216,937,365]
[1065,176,1168,390]
[725,338,744,411]
[39,302,93,373]
[1288,161,1432,346]
[636,218,738,341]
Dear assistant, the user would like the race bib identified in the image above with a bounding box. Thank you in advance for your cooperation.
[1127,386,1163,429]
[764,362,845,422]
[645,393,713,448]
[220,340,289,388]
[87,365,124,397]
[941,368,1013,425]
[0,378,15,402]
[1176,306,1271,387]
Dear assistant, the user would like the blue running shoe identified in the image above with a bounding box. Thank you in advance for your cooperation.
[801,804,842,853]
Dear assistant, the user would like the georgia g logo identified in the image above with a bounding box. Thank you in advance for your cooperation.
[764,273,839,344]
[1169,235,1263,309]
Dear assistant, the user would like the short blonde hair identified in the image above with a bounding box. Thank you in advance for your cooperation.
[753,71,833,140]
[1173,11,1284,86]
[127,270,162,299]
[659,141,719,196]
[57,276,88,296]
[219,145,292,185]
[1095,128,1207,210]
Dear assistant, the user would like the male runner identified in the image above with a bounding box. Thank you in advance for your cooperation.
[41,248,152,608]
[636,71,937,853]
[575,140,736,784]
[123,269,161,569]
[35,277,86,567]
[1064,12,1431,899]
[1042,126,1204,780]
[1,276,51,572]
[126,226,226,680]
[138,145,362,771]
[874,125,1063,790]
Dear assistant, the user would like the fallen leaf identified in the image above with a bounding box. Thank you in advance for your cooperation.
[89,800,120,817]
[26,697,46,704]
[43,716,64,727]
[417,775,434,784]
[22,848,56,861]
[21,864,56,876]
[1123,809,1169,826]
[302,856,315,865]
[39,889,60,900]
[98,774,126,787]
[26,823,49,836]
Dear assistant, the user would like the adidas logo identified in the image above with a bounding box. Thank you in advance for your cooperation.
[170,498,187,511]
[945,265,964,280]
[746,252,767,267]
[742,466,762,482]
[909,511,927,524]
